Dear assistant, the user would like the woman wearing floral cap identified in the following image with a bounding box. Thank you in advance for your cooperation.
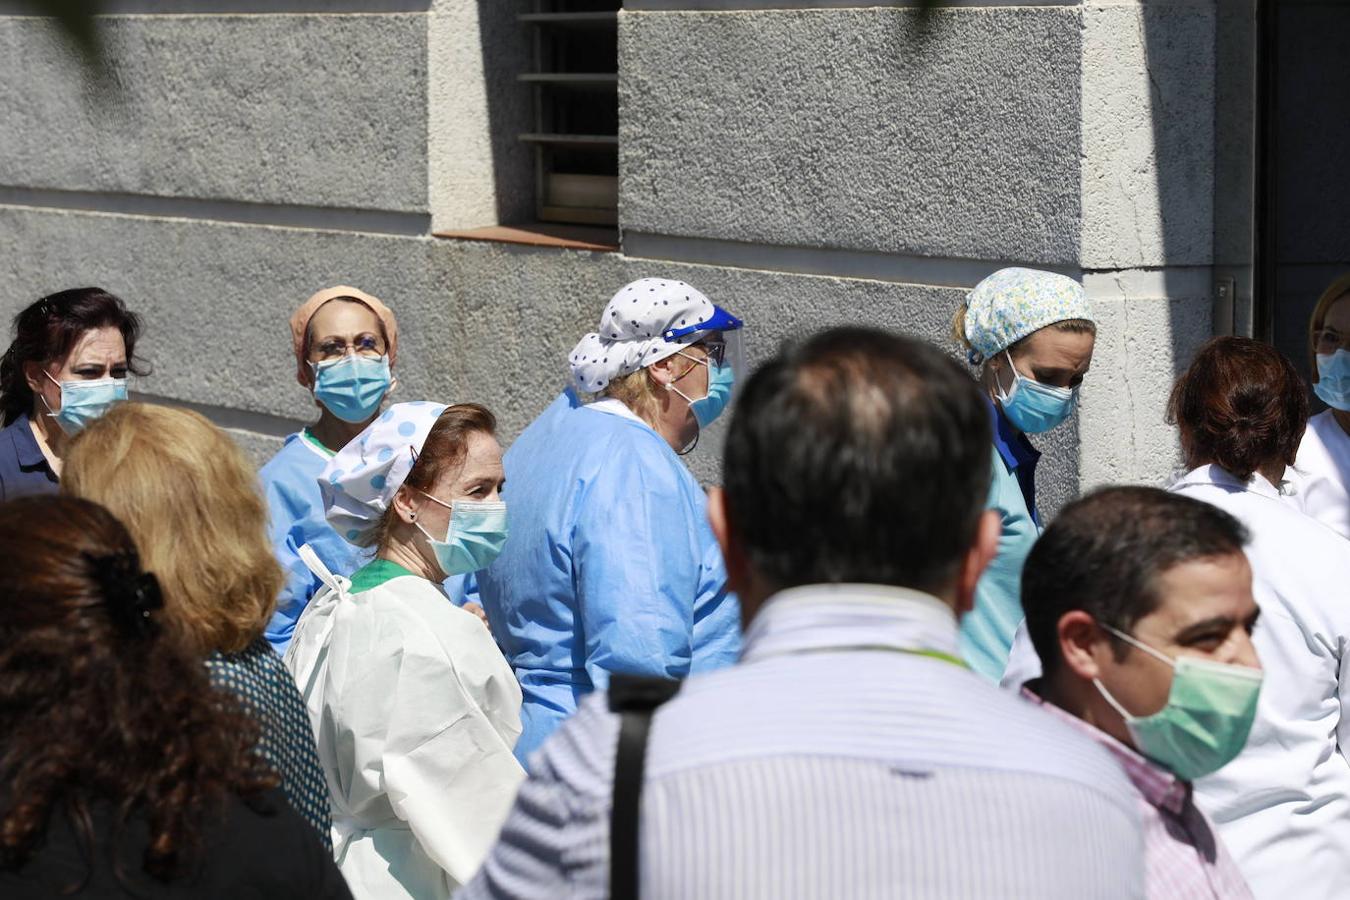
[477,276,745,767]
[951,267,1096,681]
[284,401,524,900]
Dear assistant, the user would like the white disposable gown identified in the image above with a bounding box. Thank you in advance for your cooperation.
[1294,408,1350,539]
[285,548,525,900]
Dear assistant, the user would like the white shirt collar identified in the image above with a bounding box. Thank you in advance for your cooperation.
[742,584,961,664]
[586,397,650,428]
[1170,464,1292,501]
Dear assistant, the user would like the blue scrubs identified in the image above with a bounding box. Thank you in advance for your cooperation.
[477,390,741,766]
[959,402,1042,681]
[259,431,366,654]
[0,412,59,501]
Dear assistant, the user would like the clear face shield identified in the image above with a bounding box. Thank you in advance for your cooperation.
[662,305,746,392]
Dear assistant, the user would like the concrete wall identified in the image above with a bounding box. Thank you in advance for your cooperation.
[0,2,1226,512]
[1076,0,1217,490]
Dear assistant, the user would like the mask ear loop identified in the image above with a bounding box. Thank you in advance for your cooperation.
[664,352,710,448]
[994,349,1021,404]
[1092,623,1178,723]
[39,370,64,418]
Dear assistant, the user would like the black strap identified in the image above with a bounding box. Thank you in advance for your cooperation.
[608,675,682,900]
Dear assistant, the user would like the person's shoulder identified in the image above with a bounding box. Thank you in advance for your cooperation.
[211,790,347,896]
[526,691,623,798]
[363,577,496,649]
[258,432,317,482]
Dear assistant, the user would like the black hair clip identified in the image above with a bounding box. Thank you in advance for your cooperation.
[83,551,164,639]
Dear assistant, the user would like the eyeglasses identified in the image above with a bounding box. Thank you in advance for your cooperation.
[1314,329,1350,354]
[311,334,385,362]
[699,339,727,366]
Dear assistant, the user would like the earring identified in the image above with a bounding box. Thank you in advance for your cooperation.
[410,512,417,521]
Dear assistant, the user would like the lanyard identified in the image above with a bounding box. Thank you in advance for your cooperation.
[773,644,969,670]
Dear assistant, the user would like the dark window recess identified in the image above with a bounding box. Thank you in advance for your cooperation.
[519,0,620,227]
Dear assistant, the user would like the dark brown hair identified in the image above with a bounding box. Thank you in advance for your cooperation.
[375,403,498,551]
[723,327,991,594]
[0,288,148,426]
[1167,337,1309,481]
[0,496,277,885]
[1024,486,1249,677]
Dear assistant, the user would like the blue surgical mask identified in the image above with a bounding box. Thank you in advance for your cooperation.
[997,350,1077,433]
[1314,350,1350,411]
[313,355,391,423]
[416,494,509,576]
[43,373,128,435]
[669,353,735,430]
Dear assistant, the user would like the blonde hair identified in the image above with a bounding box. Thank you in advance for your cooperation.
[1308,273,1350,375]
[62,403,282,655]
[602,368,663,424]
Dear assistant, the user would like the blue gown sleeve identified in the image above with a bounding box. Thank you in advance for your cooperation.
[690,525,741,673]
[573,438,699,689]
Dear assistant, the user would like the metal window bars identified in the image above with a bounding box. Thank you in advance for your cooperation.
[519,1,621,227]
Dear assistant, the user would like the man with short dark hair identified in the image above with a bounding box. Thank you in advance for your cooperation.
[1019,486,1258,899]
[459,327,1144,899]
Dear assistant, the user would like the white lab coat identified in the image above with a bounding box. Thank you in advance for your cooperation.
[1170,466,1350,897]
[1294,408,1350,539]
[1002,465,1350,897]
[285,547,525,900]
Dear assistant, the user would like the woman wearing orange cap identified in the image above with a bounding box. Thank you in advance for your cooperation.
[259,286,398,653]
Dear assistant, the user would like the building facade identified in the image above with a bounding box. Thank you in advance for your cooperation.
[1,0,1325,510]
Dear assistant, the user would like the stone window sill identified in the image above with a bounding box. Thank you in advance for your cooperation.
[434,224,620,253]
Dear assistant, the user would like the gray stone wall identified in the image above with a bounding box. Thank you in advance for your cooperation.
[0,1,1224,513]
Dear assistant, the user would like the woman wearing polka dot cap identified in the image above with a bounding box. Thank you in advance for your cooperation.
[285,401,523,900]
[476,276,746,768]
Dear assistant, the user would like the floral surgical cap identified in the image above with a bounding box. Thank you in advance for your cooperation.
[321,401,448,547]
[569,278,720,394]
[962,268,1093,364]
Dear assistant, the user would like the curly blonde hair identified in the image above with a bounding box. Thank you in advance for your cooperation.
[62,403,282,655]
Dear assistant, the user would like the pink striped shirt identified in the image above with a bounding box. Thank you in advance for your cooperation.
[1021,688,1253,899]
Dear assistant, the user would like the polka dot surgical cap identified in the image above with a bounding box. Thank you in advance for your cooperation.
[569,278,727,394]
[320,401,448,547]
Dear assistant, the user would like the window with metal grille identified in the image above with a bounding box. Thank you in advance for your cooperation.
[519,0,620,227]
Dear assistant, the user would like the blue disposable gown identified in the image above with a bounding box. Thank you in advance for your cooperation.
[477,390,741,765]
[259,432,366,654]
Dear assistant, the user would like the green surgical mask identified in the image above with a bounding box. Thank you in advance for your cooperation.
[1094,625,1262,781]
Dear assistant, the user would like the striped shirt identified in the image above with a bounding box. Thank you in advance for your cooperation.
[1022,689,1253,899]
[458,584,1145,899]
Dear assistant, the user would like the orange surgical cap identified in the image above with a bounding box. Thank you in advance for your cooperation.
[289,285,399,386]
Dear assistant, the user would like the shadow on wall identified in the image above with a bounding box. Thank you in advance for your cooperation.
[475,0,535,226]
[1146,1,1220,427]
[1071,4,1224,492]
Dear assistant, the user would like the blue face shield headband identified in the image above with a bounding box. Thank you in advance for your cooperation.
[661,306,745,439]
